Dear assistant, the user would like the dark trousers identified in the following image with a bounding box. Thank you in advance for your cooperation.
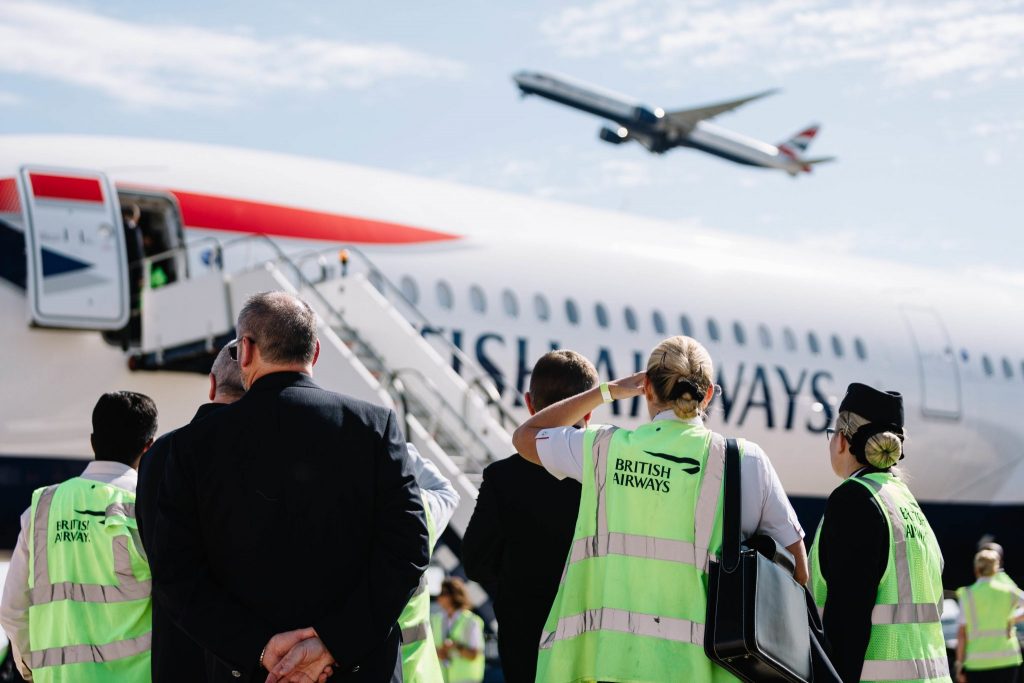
[966,665,1020,683]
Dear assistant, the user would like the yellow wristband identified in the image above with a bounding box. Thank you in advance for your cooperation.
[600,382,613,403]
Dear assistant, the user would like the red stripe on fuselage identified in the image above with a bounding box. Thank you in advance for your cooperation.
[30,174,104,203]
[0,178,18,213]
[165,189,460,244]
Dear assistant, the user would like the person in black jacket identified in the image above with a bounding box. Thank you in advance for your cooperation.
[461,350,597,683]
[153,291,429,682]
[137,344,244,683]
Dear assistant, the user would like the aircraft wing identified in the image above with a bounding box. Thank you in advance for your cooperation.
[663,89,779,132]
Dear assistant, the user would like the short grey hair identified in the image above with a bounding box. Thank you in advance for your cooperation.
[210,345,244,398]
[236,291,317,365]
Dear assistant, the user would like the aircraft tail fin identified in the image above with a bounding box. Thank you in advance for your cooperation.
[777,124,820,159]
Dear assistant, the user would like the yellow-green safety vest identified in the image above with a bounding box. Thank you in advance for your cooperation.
[431,610,485,683]
[400,494,444,682]
[26,478,152,683]
[956,579,1023,671]
[809,471,950,683]
[536,421,740,683]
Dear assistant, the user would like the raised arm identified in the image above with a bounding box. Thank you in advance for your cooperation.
[513,372,646,464]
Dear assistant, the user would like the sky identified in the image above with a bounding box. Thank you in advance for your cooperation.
[1,0,1022,285]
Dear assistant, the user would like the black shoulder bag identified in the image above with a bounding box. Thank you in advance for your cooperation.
[704,438,816,682]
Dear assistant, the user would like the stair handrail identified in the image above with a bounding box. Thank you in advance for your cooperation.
[289,244,522,430]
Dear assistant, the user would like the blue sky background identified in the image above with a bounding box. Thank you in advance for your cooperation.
[1,0,1021,284]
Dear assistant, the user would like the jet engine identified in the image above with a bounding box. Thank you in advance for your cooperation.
[598,126,629,144]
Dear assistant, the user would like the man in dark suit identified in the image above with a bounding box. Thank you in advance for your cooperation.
[461,350,597,683]
[153,291,429,682]
[137,345,244,682]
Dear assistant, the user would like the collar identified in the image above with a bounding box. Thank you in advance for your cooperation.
[82,460,137,480]
[192,402,227,422]
[652,410,703,426]
[246,371,317,394]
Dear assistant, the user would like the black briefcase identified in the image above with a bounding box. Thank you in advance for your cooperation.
[704,438,813,683]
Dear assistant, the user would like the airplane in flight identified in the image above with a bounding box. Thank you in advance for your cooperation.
[0,135,1019,596]
[513,70,835,175]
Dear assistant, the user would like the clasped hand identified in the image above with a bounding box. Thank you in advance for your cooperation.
[263,628,336,683]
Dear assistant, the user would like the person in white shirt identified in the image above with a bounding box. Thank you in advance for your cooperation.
[0,391,158,681]
[406,443,459,541]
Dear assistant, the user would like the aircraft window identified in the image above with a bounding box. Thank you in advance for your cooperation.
[624,307,638,332]
[436,280,453,310]
[399,276,419,305]
[707,319,720,342]
[733,322,746,346]
[652,311,666,335]
[807,332,821,355]
[758,324,772,349]
[566,299,580,325]
[855,337,868,361]
[534,294,550,322]
[982,355,993,377]
[783,327,797,351]
[469,285,487,314]
[680,315,694,337]
[831,335,844,358]
[1002,358,1013,379]
[595,303,609,328]
[502,289,519,318]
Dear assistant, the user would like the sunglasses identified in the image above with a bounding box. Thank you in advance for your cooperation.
[226,337,252,361]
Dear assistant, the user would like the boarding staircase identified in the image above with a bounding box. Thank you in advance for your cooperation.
[132,234,518,536]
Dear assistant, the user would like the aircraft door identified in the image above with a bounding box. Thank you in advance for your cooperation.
[901,306,961,419]
[18,167,129,330]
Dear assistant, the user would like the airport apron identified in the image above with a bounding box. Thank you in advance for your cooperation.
[809,472,950,683]
[432,610,485,683]
[536,421,741,683]
[956,581,1022,671]
[26,478,152,683]
[400,494,443,682]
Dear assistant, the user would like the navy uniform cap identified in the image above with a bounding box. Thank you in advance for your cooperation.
[837,383,904,432]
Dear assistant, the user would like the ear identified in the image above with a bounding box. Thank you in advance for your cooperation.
[703,383,715,406]
[208,374,217,402]
[240,336,255,369]
[582,411,593,426]
[643,378,656,402]
[524,392,535,416]
[312,338,321,367]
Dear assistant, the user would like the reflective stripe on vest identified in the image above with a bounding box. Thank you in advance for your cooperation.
[30,487,151,606]
[401,622,429,645]
[562,428,725,578]
[857,476,940,627]
[860,657,949,681]
[540,607,705,651]
[27,632,152,669]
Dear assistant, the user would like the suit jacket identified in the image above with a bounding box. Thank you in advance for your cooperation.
[153,372,429,682]
[138,403,224,683]
[461,454,581,683]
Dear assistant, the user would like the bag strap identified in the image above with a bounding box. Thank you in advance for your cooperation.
[722,437,742,572]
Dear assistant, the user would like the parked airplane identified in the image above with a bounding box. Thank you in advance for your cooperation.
[0,135,1019,592]
[513,70,835,175]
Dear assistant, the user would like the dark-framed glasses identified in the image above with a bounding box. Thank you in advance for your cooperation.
[226,337,249,361]
[825,427,836,442]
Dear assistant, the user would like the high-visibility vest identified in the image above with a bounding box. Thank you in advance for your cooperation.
[431,610,485,683]
[399,495,443,682]
[809,472,950,683]
[956,580,1023,671]
[536,421,740,683]
[26,478,151,683]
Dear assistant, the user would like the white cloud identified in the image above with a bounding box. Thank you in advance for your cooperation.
[541,0,1024,87]
[971,119,1024,138]
[0,91,24,105]
[0,1,466,109]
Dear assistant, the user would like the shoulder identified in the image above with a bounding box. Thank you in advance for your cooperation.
[824,477,885,526]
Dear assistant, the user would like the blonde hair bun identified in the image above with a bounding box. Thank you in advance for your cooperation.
[864,431,903,469]
[974,549,1001,577]
[645,336,714,420]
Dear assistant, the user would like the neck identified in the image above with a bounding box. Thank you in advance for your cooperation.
[247,363,312,388]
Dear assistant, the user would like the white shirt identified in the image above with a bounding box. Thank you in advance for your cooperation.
[536,412,804,547]
[0,461,139,680]
[406,443,459,539]
[441,610,483,650]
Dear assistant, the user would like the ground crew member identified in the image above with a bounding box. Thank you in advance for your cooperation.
[0,391,158,682]
[400,444,459,682]
[809,382,951,683]
[978,543,1022,595]
[955,549,1024,683]
[512,335,807,683]
[432,578,485,683]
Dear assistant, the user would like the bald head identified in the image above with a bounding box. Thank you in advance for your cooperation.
[209,345,244,402]
[236,291,318,365]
